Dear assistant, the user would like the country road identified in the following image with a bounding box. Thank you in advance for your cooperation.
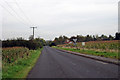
[27,46,118,78]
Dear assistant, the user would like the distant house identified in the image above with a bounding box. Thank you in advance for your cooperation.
[65,40,73,44]
[68,41,73,44]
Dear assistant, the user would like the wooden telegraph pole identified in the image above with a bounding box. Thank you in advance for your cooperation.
[30,27,37,39]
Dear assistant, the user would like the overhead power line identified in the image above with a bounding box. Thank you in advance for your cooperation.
[0,3,29,26]
[13,0,34,26]
[3,0,31,26]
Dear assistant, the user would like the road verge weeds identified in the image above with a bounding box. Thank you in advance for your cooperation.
[2,48,42,78]
[53,46,118,59]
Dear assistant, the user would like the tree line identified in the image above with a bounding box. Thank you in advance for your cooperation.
[2,37,46,50]
[1,32,120,48]
[51,32,120,46]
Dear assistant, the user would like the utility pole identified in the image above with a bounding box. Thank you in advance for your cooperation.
[30,27,37,39]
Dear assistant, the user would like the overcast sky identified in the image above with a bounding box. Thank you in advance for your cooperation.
[0,0,119,40]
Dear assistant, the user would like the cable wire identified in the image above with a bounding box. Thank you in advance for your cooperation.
[13,0,34,26]
[0,3,29,26]
[3,0,31,26]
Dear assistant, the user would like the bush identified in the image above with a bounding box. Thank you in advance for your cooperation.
[2,38,46,50]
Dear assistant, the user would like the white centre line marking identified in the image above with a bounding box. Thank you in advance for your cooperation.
[96,61,108,64]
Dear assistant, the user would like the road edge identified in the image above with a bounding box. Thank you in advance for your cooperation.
[26,49,43,78]
[54,48,119,66]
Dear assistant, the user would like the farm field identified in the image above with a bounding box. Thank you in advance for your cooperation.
[55,40,119,59]
[2,47,42,78]
[2,47,29,64]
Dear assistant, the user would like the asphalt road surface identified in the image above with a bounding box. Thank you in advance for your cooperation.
[27,46,118,78]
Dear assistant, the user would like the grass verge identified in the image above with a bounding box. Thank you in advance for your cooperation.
[54,47,118,59]
[2,48,42,78]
